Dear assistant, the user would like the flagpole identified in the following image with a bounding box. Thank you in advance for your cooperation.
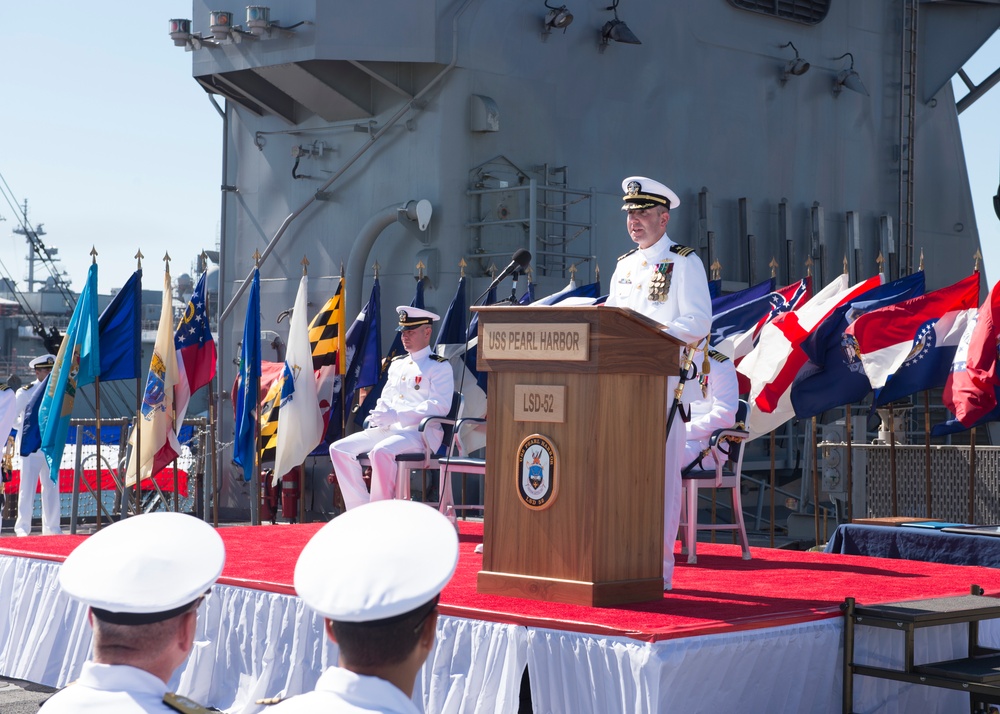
[769,431,776,548]
[969,426,977,523]
[811,416,820,545]
[133,250,144,518]
[888,407,898,517]
[208,377,218,528]
[924,390,932,517]
[299,257,308,526]
[845,404,853,522]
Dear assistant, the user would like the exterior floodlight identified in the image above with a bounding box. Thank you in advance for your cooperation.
[210,10,234,40]
[833,52,868,97]
[246,6,271,36]
[779,41,810,85]
[542,2,573,37]
[599,1,639,52]
[169,18,193,46]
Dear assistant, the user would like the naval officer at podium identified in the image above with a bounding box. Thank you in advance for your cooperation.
[604,176,712,591]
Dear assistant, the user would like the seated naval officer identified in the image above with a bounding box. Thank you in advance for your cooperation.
[683,347,739,472]
[42,512,225,713]
[329,307,454,510]
[13,353,62,536]
[267,499,459,712]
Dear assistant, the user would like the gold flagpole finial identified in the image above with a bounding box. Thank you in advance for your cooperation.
[594,263,599,283]
[301,256,309,276]
[768,257,778,279]
[804,256,813,278]
[372,261,381,279]
[568,263,578,281]
[91,246,98,264]
[974,249,983,273]
[459,257,467,278]
[252,249,261,268]
[843,255,849,275]
[919,248,925,272]
[340,261,345,279]
[712,259,723,281]
[876,252,884,275]
[487,261,498,279]
[135,250,144,269]
[416,260,426,281]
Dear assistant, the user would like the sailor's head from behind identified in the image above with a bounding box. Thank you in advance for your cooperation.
[57,512,225,684]
[293,500,459,698]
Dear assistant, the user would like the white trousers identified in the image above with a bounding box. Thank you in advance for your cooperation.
[664,409,683,588]
[14,451,62,536]
[329,427,427,511]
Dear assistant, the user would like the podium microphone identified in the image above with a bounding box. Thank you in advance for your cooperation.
[477,249,531,303]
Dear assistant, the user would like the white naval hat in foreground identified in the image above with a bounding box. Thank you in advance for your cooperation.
[395,306,440,331]
[621,176,681,211]
[59,512,225,624]
[294,500,459,623]
[29,354,56,369]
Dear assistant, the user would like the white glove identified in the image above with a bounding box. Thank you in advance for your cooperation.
[370,408,397,428]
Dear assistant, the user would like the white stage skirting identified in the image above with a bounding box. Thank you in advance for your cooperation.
[1,552,997,713]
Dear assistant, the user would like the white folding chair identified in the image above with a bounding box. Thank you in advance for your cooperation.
[678,399,752,564]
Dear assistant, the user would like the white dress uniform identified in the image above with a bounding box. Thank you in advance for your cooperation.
[604,177,712,589]
[268,667,421,714]
[683,349,740,470]
[13,374,62,536]
[330,345,454,510]
[41,662,176,713]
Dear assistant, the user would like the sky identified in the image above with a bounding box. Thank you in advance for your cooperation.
[0,5,997,294]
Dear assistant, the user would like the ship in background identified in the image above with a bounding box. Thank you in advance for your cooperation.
[162,0,1000,525]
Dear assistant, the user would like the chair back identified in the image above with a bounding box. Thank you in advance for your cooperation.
[719,399,750,471]
[435,392,464,456]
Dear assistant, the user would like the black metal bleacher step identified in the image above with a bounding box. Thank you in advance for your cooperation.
[914,654,1000,684]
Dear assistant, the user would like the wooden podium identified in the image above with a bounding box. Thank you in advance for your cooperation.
[473,305,681,606]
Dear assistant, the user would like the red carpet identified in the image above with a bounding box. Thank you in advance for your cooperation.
[6,520,1000,643]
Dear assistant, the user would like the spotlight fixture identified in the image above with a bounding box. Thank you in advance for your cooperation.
[599,0,640,52]
[168,18,220,50]
[209,11,234,40]
[169,7,302,49]
[779,41,810,85]
[833,52,868,97]
[542,1,573,38]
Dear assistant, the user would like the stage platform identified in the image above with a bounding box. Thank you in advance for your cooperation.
[3,520,1000,713]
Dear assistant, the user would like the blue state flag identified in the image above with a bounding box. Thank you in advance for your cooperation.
[708,278,723,299]
[518,283,536,304]
[790,272,925,419]
[533,280,602,306]
[98,269,142,381]
[19,373,48,457]
[39,262,101,479]
[233,268,261,478]
[335,278,381,435]
[355,278,422,426]
[711,278,775,317]
[465,285,498,392]
[434,276,468,351]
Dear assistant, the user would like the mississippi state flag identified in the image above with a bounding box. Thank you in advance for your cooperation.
[845,273,980,393]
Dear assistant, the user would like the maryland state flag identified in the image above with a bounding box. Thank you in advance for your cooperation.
[258,363,294,466]
[310,282,346,370]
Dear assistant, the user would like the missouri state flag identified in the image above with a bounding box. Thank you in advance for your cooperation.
[845,273,980,402]
[943,278,1000,427]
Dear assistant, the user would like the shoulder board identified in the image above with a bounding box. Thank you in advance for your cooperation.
[391,354,408,362]
[255,696,285,706]
[669,245,696,257]
[617,248,638,261]
[708,349,729,363]
[429,354,448,363]
[163,693,214,714]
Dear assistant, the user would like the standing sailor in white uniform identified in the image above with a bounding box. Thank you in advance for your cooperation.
[604,176,712,590]
[329,307,454,510]
[12,353,62,536]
